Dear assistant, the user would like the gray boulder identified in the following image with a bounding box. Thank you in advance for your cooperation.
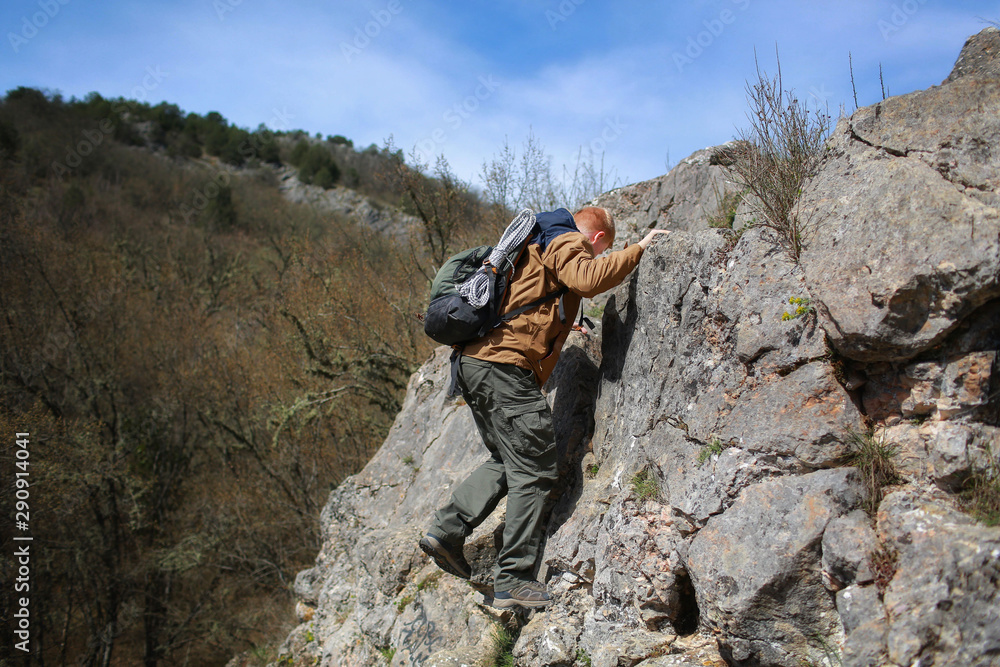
[799,28,1000,362]
[875,485,1000,667]
[688,469,865,667]
[822,509,877,590]
[593,144,740,236]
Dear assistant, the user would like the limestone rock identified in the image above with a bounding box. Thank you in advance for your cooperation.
[276,164,418,238]
[421,649,480,667]
[875,486,1000,667]
[593,145,739,237]
[836,584,883,636]
[822,510,877,590]
[799,28,1000,362]
[945,27,1000,83]
[885,420,999,490]
[687,468,865,667]
[717,226,827,372]
[714,361,864,468]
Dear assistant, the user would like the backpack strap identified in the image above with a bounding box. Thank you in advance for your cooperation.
[576,300,594,330]
[447,347,463,398]
[498,286,569,325]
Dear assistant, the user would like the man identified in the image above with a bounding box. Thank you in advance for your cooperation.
[420,206,669,608]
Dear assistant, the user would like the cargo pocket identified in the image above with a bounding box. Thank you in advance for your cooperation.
[500,397,555,460]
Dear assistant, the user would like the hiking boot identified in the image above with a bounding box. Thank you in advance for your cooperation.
[492,581,551,609]
[419,534,471,580]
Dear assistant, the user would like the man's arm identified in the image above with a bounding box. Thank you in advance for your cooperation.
[637,229,670,250]
[550,230,671,298]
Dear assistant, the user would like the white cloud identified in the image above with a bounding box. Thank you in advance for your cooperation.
[2,0,993,191]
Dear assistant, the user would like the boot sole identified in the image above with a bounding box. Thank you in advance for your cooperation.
[492,595,551,609]
[419,535,471,580]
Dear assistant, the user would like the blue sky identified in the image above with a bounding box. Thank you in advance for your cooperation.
[2,1,996,188]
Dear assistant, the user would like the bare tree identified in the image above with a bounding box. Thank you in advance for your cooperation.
[480,130,621,218]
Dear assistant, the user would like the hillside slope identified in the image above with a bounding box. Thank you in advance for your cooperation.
[0,87,441,664]
[265,29,1000,667]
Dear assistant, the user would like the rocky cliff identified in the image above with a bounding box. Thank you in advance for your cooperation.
[267,29,1000,667]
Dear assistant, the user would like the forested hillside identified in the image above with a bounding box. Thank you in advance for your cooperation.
[0,86,505,665]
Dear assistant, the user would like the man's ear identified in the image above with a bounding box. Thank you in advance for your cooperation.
[591,230,605,245]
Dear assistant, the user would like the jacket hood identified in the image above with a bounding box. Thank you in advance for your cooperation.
[533,208,579,252]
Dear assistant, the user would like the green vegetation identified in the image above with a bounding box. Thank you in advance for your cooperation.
[697,438,727,466]
[782,296,814,321]
[379,646,397,663]
[59,90,285,166]
[707,182,745,232]
[290,138,341,188]
[575,647,593,666]
[0,87,497,666]
[846,427,901,517]
[959,442,1000,526]
[417,571,442,592]
[631,468,659,501]
[586,462,600,478]
[487,622,520,667]
[584,301,605,319]
[724,53,831,261]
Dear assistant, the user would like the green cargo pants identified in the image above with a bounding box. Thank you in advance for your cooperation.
[430,356,558,592]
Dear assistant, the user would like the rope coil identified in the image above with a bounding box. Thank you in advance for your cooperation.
[458,208,535,308]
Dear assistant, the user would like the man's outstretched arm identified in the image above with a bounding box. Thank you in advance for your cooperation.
[552,229,671,298]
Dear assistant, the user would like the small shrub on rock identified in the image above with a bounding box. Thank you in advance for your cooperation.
[870,540,899,596]
[697,438,726,466]
[959,442,1000,526]
[726,52,831,261]
[631,468,659,500]
[846,427,901,517]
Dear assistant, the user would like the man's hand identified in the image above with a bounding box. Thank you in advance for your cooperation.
[637,229,670,250]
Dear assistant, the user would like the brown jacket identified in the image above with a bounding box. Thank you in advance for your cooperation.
[463,232,644,385]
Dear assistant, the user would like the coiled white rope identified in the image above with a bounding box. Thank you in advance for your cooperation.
[459,208,536,308]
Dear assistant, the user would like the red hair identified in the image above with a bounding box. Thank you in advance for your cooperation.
[574,206,616,246]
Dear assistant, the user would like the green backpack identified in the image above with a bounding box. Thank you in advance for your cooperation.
[423,240,566,346]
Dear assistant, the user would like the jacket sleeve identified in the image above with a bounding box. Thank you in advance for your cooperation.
[546,233,645,298]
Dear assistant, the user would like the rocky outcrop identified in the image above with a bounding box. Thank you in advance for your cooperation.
[593,144,735,234]
[276,164,419,238]
[799,27,1000,362]
[266,30,1000,667]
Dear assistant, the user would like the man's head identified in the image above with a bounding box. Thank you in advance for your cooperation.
[574,206,615,255]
